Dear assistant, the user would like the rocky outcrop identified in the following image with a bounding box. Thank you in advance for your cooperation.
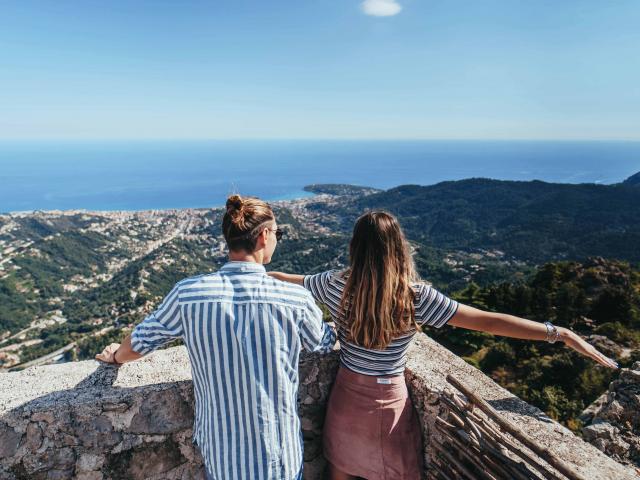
[582,361,640,468]
[1,334,636,480]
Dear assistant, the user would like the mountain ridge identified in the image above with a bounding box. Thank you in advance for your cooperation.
[623,171,640,186]
[307,177,640,263]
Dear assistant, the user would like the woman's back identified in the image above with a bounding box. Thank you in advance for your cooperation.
[304,269,458,376]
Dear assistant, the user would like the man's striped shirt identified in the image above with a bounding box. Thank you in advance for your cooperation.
[130,261,337,480]
[304,270,458,376]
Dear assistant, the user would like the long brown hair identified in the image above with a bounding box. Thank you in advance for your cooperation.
[222,194,274,252]
[340,211,418,349]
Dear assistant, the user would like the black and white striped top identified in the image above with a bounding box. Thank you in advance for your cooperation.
[303,270,458,376]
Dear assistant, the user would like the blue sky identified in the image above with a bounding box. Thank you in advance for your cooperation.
[1,0,639,140]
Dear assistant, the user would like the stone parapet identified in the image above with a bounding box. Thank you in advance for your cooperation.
[0,333,635,479]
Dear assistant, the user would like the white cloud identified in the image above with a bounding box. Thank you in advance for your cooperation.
[361,0,402,17]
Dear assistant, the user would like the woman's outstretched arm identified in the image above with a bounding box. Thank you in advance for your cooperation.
[448,303,618,369]
[268,271,304,285]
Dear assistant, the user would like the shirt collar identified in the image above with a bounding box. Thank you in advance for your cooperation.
[220,261,267,274]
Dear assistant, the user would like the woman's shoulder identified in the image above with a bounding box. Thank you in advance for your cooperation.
[321,269,348,295]
[410,280,431,291]
[410,281,434,302]
[310,268,348,285]
[329,268,348,282]
[303,268,346,297]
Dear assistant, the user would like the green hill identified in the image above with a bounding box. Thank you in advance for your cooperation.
[351,179,640,263]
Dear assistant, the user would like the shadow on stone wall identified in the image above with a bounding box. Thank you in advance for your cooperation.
[0,349,338,480]
[1,366,198,479]
[487,397,555,424]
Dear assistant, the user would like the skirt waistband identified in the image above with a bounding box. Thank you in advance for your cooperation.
[337,365,405,388]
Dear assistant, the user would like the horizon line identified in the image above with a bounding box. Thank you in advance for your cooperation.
[2,174,634,217]
[1,137,640,142]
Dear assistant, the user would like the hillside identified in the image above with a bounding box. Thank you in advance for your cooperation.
[1,178,639,434]
[436,257,640,429]
[354,178,640,263]
[3,178,640,360]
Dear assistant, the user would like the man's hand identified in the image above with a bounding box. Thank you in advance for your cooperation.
[96,343,121,364]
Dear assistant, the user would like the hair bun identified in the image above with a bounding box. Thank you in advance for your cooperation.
[226,194,246,229]
[226,194,243,211]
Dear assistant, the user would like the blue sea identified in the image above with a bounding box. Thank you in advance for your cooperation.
[1,140,639,213]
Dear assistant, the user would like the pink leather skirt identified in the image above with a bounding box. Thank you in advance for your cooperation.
[323,366,423,480]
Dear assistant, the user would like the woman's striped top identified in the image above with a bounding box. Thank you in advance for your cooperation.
[130,261,336,480]
[303,270,458,376]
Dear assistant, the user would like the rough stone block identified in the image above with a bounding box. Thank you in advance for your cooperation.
[25,422,43,452]
[104,438,185,479]
[129,389,193,435]
[0,422,22,458]
[74,414,120,448]
[76,452,104,472]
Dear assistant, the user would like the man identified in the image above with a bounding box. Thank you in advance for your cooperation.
[97,194,336,479]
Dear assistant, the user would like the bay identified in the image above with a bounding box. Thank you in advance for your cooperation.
[0,139,638,212]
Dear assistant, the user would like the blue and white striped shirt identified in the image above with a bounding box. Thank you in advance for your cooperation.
[130,261,337,480]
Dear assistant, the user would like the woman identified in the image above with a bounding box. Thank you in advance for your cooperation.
[269,210,617,480]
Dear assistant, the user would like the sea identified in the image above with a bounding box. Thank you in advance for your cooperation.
[0,140,639,213]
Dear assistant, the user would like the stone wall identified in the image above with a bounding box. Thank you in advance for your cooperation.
[0,344,338,480]
[0,333,636,480]
[581,361,640,468]
[404,334,638,480]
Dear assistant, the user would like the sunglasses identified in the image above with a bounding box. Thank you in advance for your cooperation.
[268,227,284,241]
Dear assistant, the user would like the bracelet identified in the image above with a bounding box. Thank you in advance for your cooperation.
[544,321,560,344]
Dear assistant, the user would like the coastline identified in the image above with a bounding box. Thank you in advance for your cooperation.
[1,189,318,216]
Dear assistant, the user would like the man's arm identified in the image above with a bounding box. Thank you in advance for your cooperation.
[96,283,184,364]
[95,335,143,364]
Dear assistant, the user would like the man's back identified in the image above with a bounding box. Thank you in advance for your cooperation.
[131,261,336,480]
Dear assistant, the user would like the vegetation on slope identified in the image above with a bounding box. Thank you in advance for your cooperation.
[433,258,640,430]
[354,179,640,263]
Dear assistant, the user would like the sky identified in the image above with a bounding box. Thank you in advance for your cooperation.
[0,0,639,140]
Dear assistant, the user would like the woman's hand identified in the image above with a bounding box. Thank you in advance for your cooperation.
[95,343,121,364]
[559,328,619,369]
